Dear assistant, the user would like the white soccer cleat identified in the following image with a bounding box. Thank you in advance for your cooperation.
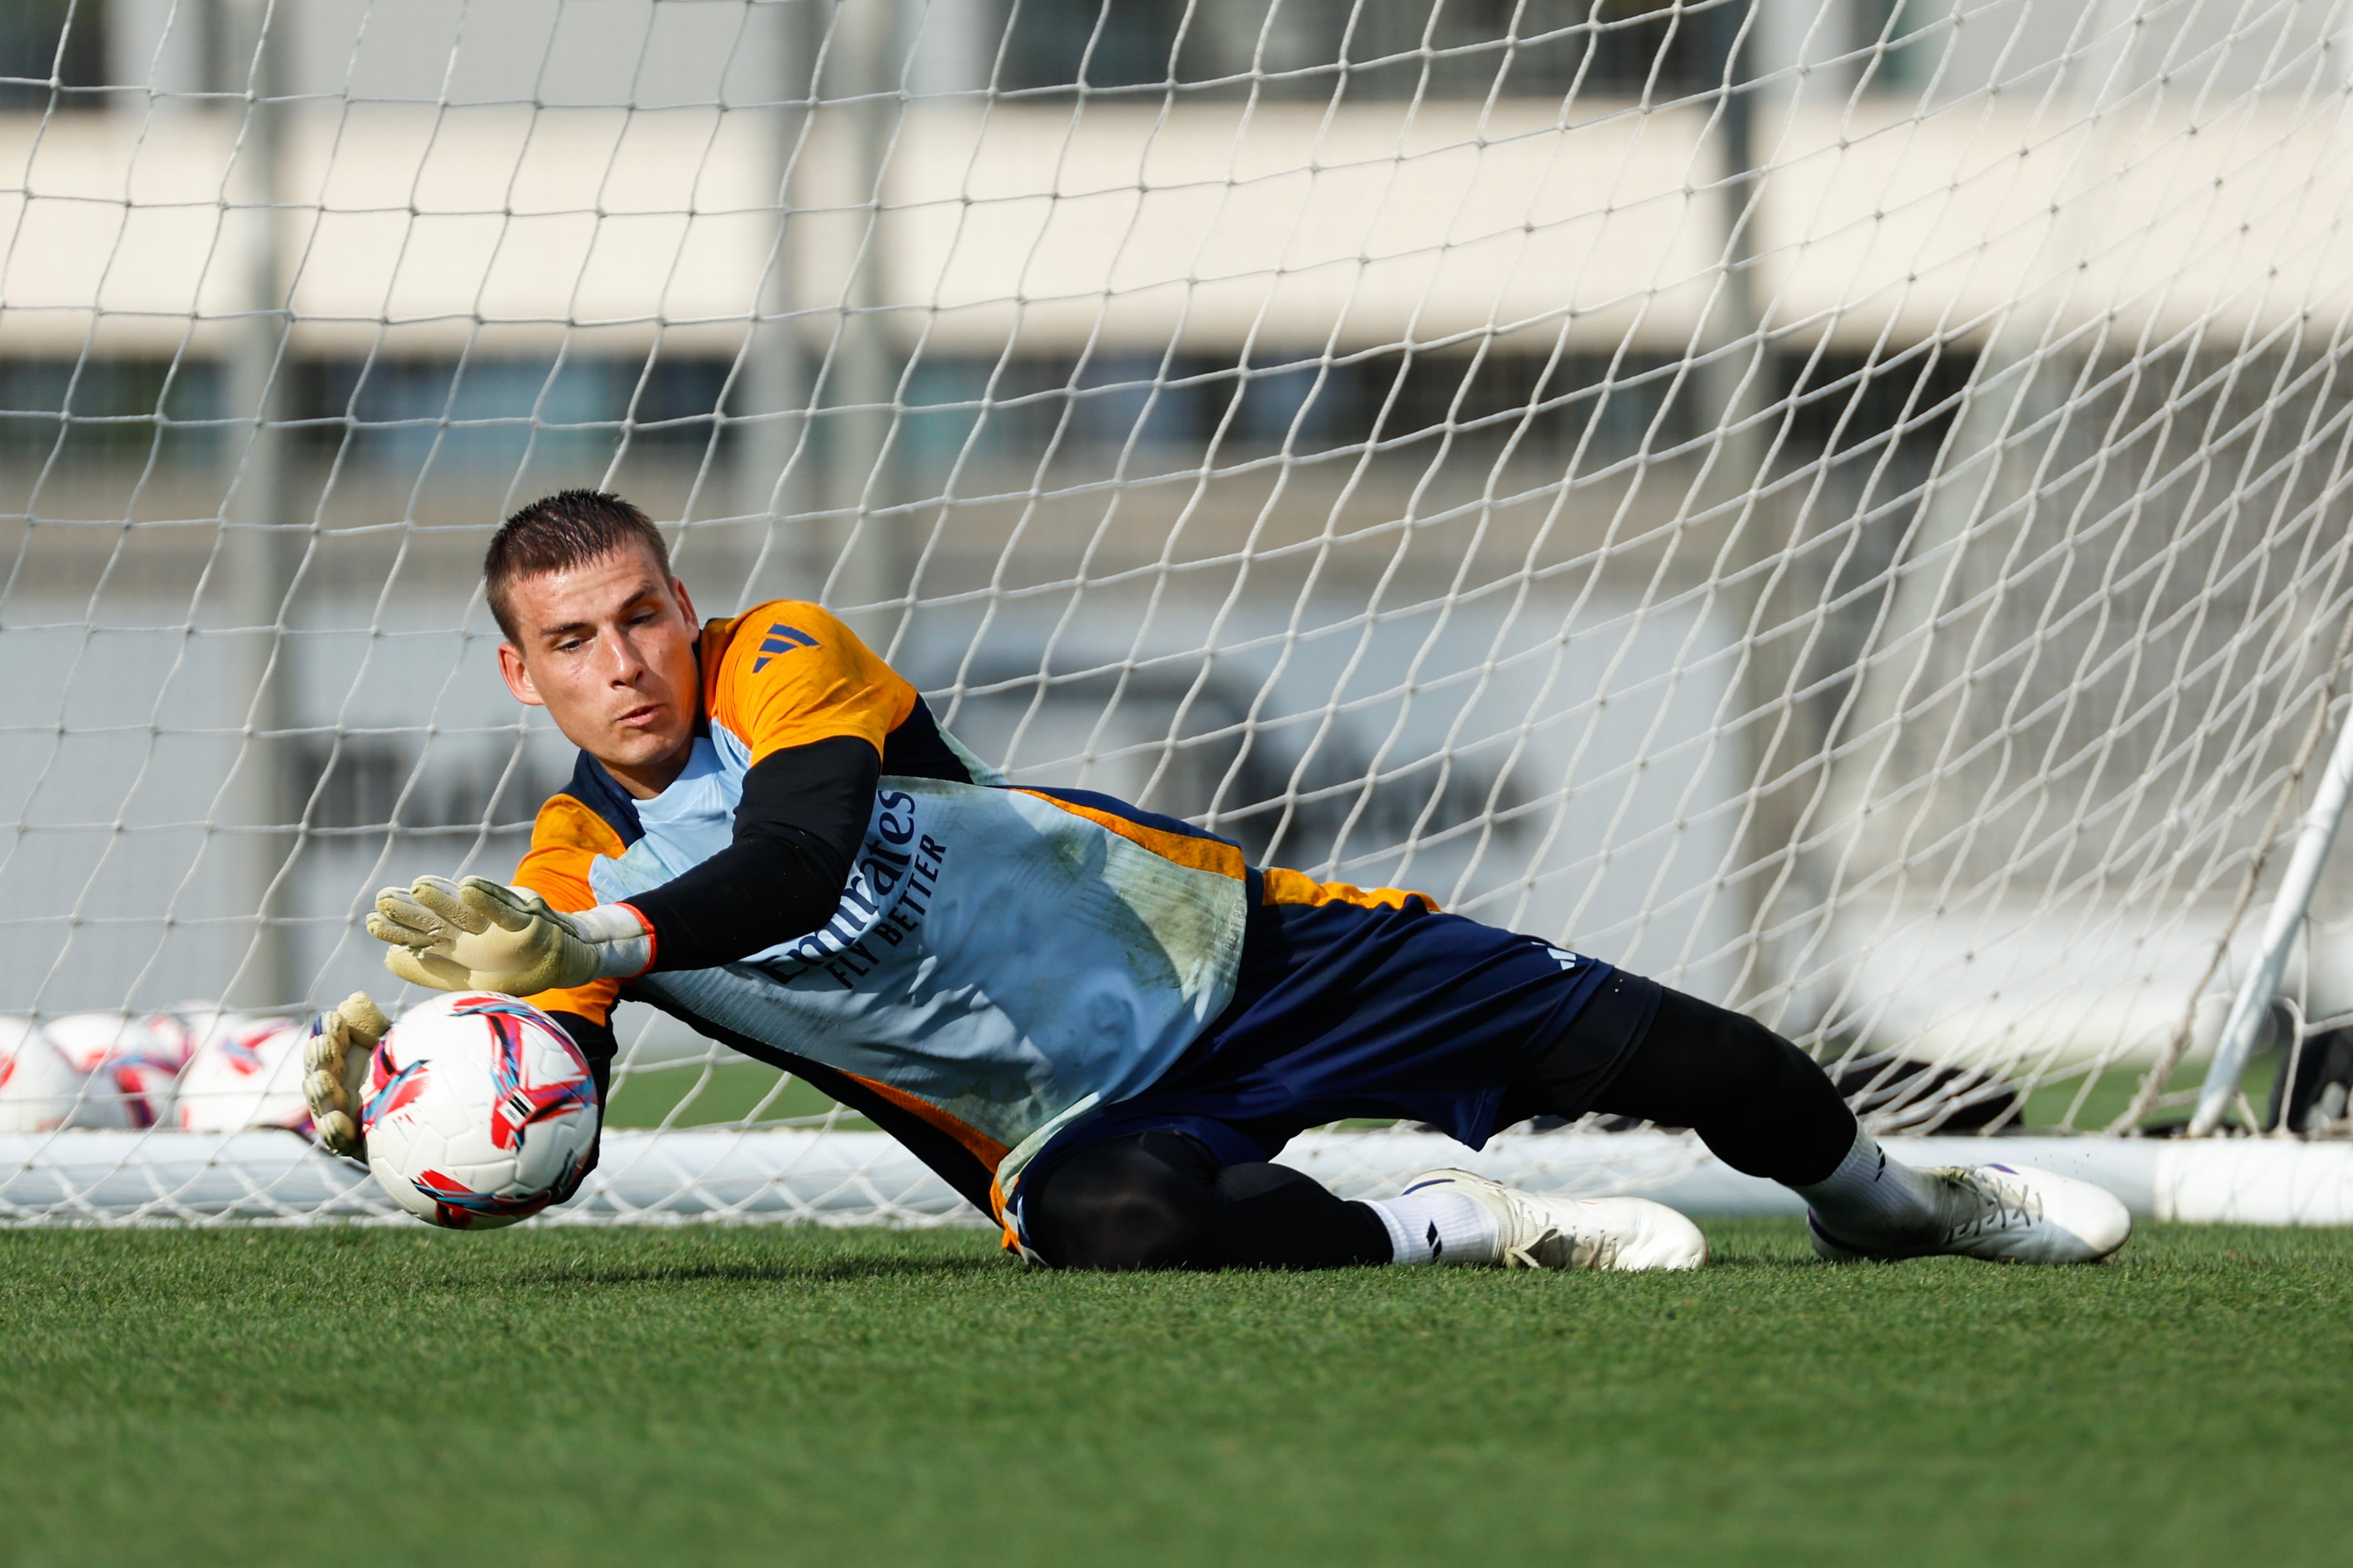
[1808,1162,2132,1266]
[1405,1168,1708,1271]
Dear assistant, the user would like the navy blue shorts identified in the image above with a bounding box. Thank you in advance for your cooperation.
[1017,890,1659,1198]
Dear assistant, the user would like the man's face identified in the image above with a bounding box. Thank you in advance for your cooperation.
[496,544,702,798]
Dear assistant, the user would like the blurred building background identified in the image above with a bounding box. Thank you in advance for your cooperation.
[6,0,2353,1108]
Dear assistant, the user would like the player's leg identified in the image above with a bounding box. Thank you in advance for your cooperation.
[1019,1130,1389,1270]
[1018,893,1715,1273]
[1018,1128,1703,1272]
[1552,986,2132,1264]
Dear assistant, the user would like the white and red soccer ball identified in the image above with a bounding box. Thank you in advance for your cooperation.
[0,1016,81,1132]
[173,1013,312,1134]
[43,1012,190,1129]
[0,1004,331,1135]
[358,992,601,1229]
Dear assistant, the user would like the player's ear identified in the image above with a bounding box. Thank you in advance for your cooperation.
[498,641,545,708]
[669,576,698,632]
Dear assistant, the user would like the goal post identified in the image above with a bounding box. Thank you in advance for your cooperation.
[7,0,2353,1225]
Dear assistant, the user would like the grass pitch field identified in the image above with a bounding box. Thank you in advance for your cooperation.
[6,1221,2351,1567]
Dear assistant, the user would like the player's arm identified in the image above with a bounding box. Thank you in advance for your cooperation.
[635,603,901,969]
[363,759,872,993]
[615,734,876,969]
[371,604,901,992]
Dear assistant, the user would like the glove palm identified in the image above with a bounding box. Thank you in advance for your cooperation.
[366,876,651,995]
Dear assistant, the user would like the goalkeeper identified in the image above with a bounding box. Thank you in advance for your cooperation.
[310,490,2131,1271]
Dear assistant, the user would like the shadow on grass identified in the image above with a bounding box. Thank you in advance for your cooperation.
[481,1250,1018,1291]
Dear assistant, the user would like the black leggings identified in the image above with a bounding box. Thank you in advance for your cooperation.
[1021,987,1857,1270]
[1506,987,1856,1187]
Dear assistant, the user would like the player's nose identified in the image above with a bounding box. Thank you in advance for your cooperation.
[597,626,650,684]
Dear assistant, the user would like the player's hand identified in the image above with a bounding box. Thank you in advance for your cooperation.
[304,990,391,1160]
[365,875,653,995]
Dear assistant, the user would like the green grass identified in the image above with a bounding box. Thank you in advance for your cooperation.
[2013,1056,2281,1133]
[602,1059,853,1129]
[7,1221,2352,1568]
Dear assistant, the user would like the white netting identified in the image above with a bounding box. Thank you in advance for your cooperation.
[8,0,2353,1224]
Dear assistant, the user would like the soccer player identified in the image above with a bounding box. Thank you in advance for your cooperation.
[306,490,2132,1270]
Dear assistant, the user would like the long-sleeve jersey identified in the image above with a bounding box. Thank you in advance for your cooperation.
[512,600,1369,1225]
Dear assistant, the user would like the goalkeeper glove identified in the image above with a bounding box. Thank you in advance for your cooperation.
[366,875,654,995]
[304,991,392,1160]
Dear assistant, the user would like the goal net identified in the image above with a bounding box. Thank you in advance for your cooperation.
[7,0,2353,1224]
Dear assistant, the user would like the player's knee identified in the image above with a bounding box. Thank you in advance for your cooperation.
[1024,1133,1223,1271]
[1725,1014,1826,1105]
[1650,990,1825,1105]
[1635,988,1853,1181]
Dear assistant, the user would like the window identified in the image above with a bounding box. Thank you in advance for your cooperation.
[993,0,1711,101]
[1856,0,1943,94]
[298,354,732,472]
[1775,344,1977,456]
[0,358,220,466]
[896,343,1688,484]
[0,0,106,112]
[294,736,555,838]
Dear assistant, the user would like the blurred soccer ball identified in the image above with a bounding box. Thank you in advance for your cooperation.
[44,1012,189,1128]
[0,1017,80,1133]
[175,1015,311,1133]
[360,992,600,1230]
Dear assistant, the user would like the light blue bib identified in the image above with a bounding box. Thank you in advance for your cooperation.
[587,774,1249,1159]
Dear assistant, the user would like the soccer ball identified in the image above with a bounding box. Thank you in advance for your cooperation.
[44,1012,189,1128]
[0,1017,81,1133]
[359,992,600,1229]
[175,1015,311,1133]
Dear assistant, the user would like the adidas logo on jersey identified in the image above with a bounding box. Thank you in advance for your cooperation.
[752,622,818,672]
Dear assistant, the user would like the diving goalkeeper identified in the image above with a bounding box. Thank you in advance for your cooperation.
[307,490,2131,1270]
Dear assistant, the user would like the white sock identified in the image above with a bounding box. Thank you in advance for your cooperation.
[1363,1182,1500,1265]
[1793,1128,1942,1239]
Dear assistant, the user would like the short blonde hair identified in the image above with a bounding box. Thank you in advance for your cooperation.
[483,489,672,642]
